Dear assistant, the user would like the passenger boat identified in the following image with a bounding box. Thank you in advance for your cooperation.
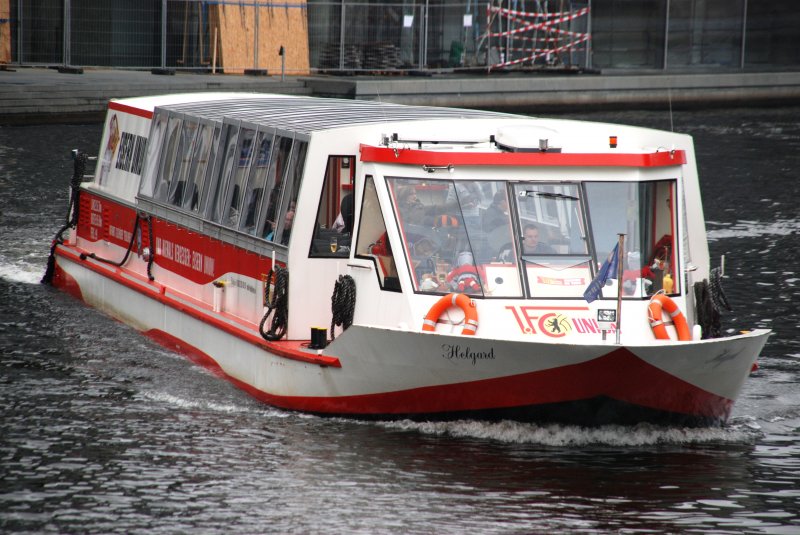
[44,93,770,426]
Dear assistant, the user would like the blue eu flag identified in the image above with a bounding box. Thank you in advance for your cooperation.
[584,243,620,303]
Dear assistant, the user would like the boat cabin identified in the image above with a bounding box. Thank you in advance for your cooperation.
[82,93,708,343]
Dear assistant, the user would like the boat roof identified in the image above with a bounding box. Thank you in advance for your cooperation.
[144,93,519,135]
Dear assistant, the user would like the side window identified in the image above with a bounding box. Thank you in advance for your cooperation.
[309,155,355,258]
[152,115,183,202]
[584,180,678,298]
[196,125,221,215]
[259,136,293,242]
[355,176,399,291]
[238,130,275,235]
[207,123,239,223]
[167,119,199,207]
[182,123,214,212]
[272,140,307,246]
[138,111,167,198]
[223,127,256,228]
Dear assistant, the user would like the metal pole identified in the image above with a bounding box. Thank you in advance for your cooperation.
[423,0,429,69]
[615,233,625,344]
[16,0,22,63]
[161,0,167,69]
[585,0,592,70]
[740,0,748,69]
[662,0,670,70]
[63,0,70,67]
[339,1,345,70]
[254,2,259,70]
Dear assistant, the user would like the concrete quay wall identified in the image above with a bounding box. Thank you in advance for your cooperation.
[1,67,799,124]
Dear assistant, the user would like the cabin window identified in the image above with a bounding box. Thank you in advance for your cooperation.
[584,179,679,298]
[222,127,256,228]
[387,178,521,297]
[138,111,167,198]
[182,122,215,213]
[511,183,592,299]
[309,155,354,258]
[271,140,307,246]
[196,125,221,215]
[152,115,183,202]
[237,130,275,235]
[167,119,199,207]
[355,176,399,291]
[207,123,240,223]
[259,135,294,243]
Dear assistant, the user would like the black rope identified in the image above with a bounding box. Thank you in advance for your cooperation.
[259,266,289,341]
[42,151,88,284]
[79,215,140,268]
[709,266,732,312]
[145,214,155,281]
[330,274,356,341]
[693,266,732,340]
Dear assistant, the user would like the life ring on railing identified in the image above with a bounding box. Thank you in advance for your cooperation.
[422,293,478,336]
[648,293,692,341]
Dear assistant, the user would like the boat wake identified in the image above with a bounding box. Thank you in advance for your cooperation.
[706,217,800,242]
[139,390,292,419]
[0,255,46,284]
[377,418,763,447]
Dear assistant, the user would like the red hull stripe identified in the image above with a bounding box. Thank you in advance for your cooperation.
[108,100,154,119]
[54,245,341,368]
[146,326,731,420]
[359,145,687,168]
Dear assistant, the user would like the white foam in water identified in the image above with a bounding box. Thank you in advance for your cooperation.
[378,419,760,446]
[0,256,46,284]
[706,217,800,242]
[140,390,291,418]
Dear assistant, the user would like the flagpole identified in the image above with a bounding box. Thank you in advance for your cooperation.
[616,233,625,344]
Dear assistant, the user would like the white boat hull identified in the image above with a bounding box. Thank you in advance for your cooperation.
[53,248,769,426]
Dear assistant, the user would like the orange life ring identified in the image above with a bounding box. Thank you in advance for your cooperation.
[422,293,478,336]
[648,293,692,341]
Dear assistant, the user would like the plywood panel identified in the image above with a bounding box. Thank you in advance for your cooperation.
[211,1,310,75]
[0,0,10,64]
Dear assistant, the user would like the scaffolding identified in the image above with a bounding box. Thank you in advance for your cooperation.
[482,0,591,71]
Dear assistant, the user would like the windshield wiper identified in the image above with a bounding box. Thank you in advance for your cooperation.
[519,190,578,201]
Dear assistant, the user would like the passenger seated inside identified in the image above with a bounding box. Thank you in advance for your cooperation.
[496,223,556,261]
[521,224,555,254]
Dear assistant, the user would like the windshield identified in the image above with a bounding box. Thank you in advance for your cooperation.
[585,180,679,298]
[387,177,678,299]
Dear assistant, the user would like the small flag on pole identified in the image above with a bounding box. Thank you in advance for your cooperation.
[584,243,620,303]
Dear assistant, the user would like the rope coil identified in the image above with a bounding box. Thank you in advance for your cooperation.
[260,266,289,341]
[693,267,732,340]
[330,274,356,341]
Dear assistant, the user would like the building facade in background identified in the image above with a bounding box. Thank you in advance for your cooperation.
[3,0,798,73]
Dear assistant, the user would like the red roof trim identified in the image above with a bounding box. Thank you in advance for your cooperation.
[359,145,687,168]
[109,100,154,119]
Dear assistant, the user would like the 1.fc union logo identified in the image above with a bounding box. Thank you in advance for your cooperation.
[539,313,572,338]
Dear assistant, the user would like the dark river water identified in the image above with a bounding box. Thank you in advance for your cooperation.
[1,106,799,533]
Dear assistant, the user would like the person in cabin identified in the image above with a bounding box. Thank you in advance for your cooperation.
[496,223,555,262]
[266,202,296,245]
[397,186,426,222]
[521,224,555,254]
[481,190,509,232]
[332,193,355,235]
